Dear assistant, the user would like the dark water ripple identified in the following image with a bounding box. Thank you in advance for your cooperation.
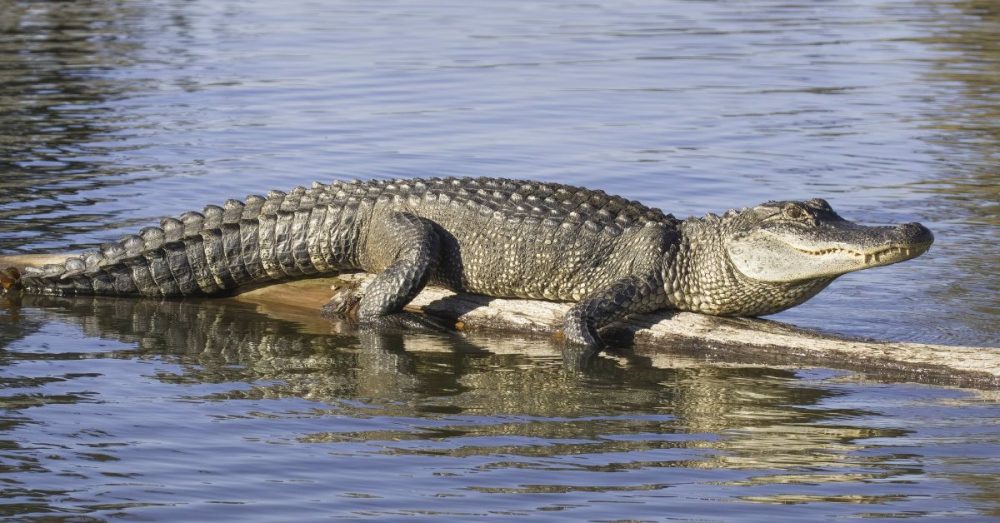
[1,298,998,520]
[1,0,998,520]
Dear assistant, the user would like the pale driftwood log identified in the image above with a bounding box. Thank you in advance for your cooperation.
[4,255,998,388]
[262,273,995,389]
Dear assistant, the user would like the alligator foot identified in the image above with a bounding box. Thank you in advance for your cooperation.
[1,266,22,296]
[322,280,364,320]
[1,267,23,309]
[322,279,451,333]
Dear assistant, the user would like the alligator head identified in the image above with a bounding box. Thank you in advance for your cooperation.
[672,199,933,316]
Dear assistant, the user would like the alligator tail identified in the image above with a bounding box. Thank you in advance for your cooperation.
[5,182,359,298]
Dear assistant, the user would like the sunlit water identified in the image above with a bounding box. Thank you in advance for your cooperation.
[0,0,997,520]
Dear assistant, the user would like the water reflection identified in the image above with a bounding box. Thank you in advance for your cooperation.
[3,297,944,476]
[2,296,997,517]
[914,0,999,340]
[6,295,829,423]
[920,0,999,203]
[0,0,155,252]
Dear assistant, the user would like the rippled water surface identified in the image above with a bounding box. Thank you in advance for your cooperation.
[1,0,998,520]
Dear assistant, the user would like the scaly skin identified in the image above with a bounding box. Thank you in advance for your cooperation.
[0,177,934,348]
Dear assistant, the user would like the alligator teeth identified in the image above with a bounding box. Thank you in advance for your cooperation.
[803,245,918,263]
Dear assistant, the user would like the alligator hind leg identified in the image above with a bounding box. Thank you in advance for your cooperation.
[324,212,445,330]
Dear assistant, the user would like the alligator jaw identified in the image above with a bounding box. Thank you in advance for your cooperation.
[793,241,933,268]
[725,221,934,283]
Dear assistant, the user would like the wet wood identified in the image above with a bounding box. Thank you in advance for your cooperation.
[4,254,998,388]
[269,273,998,389]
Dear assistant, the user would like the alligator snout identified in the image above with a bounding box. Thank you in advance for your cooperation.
[896,222,934,247]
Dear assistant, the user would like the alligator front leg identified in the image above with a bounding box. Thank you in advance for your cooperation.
[564,275,667,348]
[324,212,442,329]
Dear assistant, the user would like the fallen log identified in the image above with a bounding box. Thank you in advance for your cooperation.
[240,273,1000,389]
[3,254,998,388]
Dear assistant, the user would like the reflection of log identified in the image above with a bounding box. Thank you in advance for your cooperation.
[4,254,998,388]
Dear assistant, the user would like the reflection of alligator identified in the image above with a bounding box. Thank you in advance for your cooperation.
[6,293,929,486]
[4,293,833,425]
[2,177,933,347]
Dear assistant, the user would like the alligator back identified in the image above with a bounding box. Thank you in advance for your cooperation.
[10,177,681,300]
[351,177,680,301]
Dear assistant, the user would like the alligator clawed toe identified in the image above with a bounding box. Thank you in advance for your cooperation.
[1,266,21,292]
[322,282,363,321]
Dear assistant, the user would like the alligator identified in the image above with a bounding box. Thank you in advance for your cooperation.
[0,176,933,348]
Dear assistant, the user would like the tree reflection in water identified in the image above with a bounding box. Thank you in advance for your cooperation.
[914,0,999,340]
[0,0,167,253]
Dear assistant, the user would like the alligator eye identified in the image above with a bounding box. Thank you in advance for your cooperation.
[782,204,806,220]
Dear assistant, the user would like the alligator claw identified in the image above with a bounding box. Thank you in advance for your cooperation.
[322,281,363,320]
[322,279,452,334]
[1,266,21,291]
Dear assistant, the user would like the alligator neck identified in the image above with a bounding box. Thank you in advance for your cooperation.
[664,218,834,316]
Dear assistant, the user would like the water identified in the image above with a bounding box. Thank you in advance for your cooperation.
[0,0,997,520]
